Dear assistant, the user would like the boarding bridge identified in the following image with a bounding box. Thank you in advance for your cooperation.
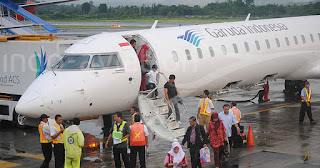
[138,75,186,142]
[0,0,59,34]
[0,16,37,34]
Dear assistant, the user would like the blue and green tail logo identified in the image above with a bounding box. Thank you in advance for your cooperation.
[177,29,205,47]
[35,48,47,78]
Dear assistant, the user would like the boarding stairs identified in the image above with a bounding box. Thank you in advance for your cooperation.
[138,75,187,142]
[0,16,37,35]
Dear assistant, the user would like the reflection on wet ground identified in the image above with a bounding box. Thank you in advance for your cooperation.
[1,79,320,167]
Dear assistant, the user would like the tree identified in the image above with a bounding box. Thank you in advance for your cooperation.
[245,0,254,7]
[98,4,107,13]
[82,2,91,14]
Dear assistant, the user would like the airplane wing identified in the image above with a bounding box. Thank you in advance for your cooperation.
[19,0,77,8]
[0,24,40,30]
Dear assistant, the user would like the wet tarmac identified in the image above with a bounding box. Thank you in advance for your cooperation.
[1,79,320,168]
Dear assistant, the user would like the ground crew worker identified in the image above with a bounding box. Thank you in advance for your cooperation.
[130,114,149,168]
[130,106,139,125]
[197,90,214,130]
[50,114,65,168]
[39,114,52,168]
[63,118,84,168]
[299,81,315,125]
[105,112,131,168]
[230,102,242,148]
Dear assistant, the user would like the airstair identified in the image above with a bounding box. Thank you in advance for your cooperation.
[138,75,186,142]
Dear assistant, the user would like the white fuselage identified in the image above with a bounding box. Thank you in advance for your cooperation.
[16,15,320,119]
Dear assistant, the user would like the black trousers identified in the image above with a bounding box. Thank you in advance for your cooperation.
[231,124,241,148]
[53,143,65,168]
[149,83,158,97]
[40,143,52,168]
[113,147,130,168]
[299,102,314,122]
[130,146,146,168]
[190,144,202,168]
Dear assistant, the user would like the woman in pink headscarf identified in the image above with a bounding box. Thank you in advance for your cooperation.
[207,113,227,168]
[138,44,149,91]
[164,142,187,168]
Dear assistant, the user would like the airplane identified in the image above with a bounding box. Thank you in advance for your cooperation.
[15,15,320,140]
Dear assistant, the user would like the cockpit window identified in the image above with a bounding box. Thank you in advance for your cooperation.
[57,55,90,69]
[90,54,121,68]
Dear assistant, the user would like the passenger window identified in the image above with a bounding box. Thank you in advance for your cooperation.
[233,43,239,53]
[221,45,227,55]
[255,41,260,50]
[244,42,250,52]
[285,37,290,46]
[185,49,192,60]
[275,38,280,48]
[294,36,298,45]
[265,40,270,49]
[172,51,178,62]
[209,46,215,57]
[310,34,314,43]
[57,55,90,69]
[91,54,121,68]
[301,35,306,44]
[197,48,203,59]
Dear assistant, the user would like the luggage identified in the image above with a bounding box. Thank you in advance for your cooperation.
[200,147,211,163]
[240,133,247,146]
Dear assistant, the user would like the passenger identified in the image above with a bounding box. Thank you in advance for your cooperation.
[138,44,149,91]
[63,118,84,168]
[164,74,181,123]
[105,112,131,168]
[207,113,227,168]
[164,142,187,168]
[50,114,65,168]
[299,81,315,125]
[230,102,242,148]
[130,39,137,52]
[181,116,208,168]
[129,114,149,168]
[39,114,52,168]
[146,64,163,98]
[197,90,214,130]
[218,104,240,150]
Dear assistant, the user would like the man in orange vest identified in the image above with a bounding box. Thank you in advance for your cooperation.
[299,81,315,125]
[197,90,214,129]
[39,114,52,168]
[50,114,65,168]
[230,102,242,148]
[130,114,149,168]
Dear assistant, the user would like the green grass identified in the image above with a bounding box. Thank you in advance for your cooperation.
[55,25,147,29]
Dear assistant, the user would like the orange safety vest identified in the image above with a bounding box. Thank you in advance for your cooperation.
[301,88,311,102]
[231,107,241,123]
[38,122,52,143]
[52,124,63,144]
[131,113,137,125]
[200,98,211,116]
[130,123,146,146]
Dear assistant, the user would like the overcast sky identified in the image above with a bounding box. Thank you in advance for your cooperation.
[61,0,317,6]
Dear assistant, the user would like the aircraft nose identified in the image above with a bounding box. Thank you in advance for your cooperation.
[16,90,45,118]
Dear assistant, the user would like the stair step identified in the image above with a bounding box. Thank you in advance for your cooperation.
[170,127,185,138]
[167,121,180,130]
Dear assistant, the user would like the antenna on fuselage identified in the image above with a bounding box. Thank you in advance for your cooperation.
[245,13,251,21]
[151,20,158,30]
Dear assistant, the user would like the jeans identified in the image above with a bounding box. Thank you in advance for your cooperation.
[149,83,158,97]
[167,96,180,122]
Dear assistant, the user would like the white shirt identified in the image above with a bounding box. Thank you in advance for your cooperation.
[218,111,238,137]
[50,123,64,143]
[197,98,214,114]
[40,121,52,141]
[130,124,149,136]
[147,70,158,84]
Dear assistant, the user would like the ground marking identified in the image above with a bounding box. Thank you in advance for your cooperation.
[242,103,300,116]
[0,160,21,168]
[16,153,44,160]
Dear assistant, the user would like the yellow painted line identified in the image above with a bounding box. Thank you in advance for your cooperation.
[16,153,44,160]
[242,103,300,116]
[0,160,21,168]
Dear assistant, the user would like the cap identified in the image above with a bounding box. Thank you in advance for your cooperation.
[305,81,310,85]
[40,114,49,119]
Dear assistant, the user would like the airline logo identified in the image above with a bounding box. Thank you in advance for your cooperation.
[35,48,47,78]
[177,29,205,47]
